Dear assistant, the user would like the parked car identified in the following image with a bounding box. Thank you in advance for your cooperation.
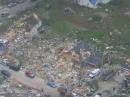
[47,80,57,88]
[89,68,101,78]
[1,70,10,78]
[25,69,35,78]
[1,12,9,17]
[9,64,20,71]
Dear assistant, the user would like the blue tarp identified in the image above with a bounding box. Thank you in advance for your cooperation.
[89,0,97,6]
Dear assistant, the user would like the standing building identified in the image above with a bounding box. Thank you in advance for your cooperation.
[76,0,111,8]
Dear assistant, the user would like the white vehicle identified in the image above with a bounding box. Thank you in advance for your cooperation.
[95,94,101,97]
[0,39,8,44]
[89,68,101,78]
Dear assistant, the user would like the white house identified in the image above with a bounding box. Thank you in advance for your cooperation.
[77,0,111,8]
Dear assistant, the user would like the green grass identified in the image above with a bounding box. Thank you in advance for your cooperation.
[0,73,5,84]
[31,0,86,38]
[23,0,130,56]
[0,18,15,34]
[0,0,9,6]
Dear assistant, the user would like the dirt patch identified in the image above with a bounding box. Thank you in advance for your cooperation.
[98,81,119,91]
[124,11,130,16]
[65,15,102,32]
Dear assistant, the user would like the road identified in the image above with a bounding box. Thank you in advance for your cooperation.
[0,0,41,21]
[0,65,60,97]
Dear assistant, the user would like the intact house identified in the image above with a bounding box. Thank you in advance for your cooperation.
[76,0,111,8]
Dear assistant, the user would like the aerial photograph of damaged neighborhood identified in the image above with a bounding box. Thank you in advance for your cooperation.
[0,0,130,97]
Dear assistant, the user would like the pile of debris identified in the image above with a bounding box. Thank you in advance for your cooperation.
[0,13,121,97]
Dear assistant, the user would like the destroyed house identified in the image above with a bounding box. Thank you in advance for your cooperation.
[73,40,90,54]
[74,41,103,67]
[126,58,130,64]
[79,51,103,67]
[125,73,130,83]
[122,64,130,72]
[122,58,130,72]
[85,51,103,67]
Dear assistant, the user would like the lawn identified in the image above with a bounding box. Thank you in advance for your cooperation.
[18,0,130,56]
[0,0,9,6]
[0,18,15,34]
[31,0,87,38]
